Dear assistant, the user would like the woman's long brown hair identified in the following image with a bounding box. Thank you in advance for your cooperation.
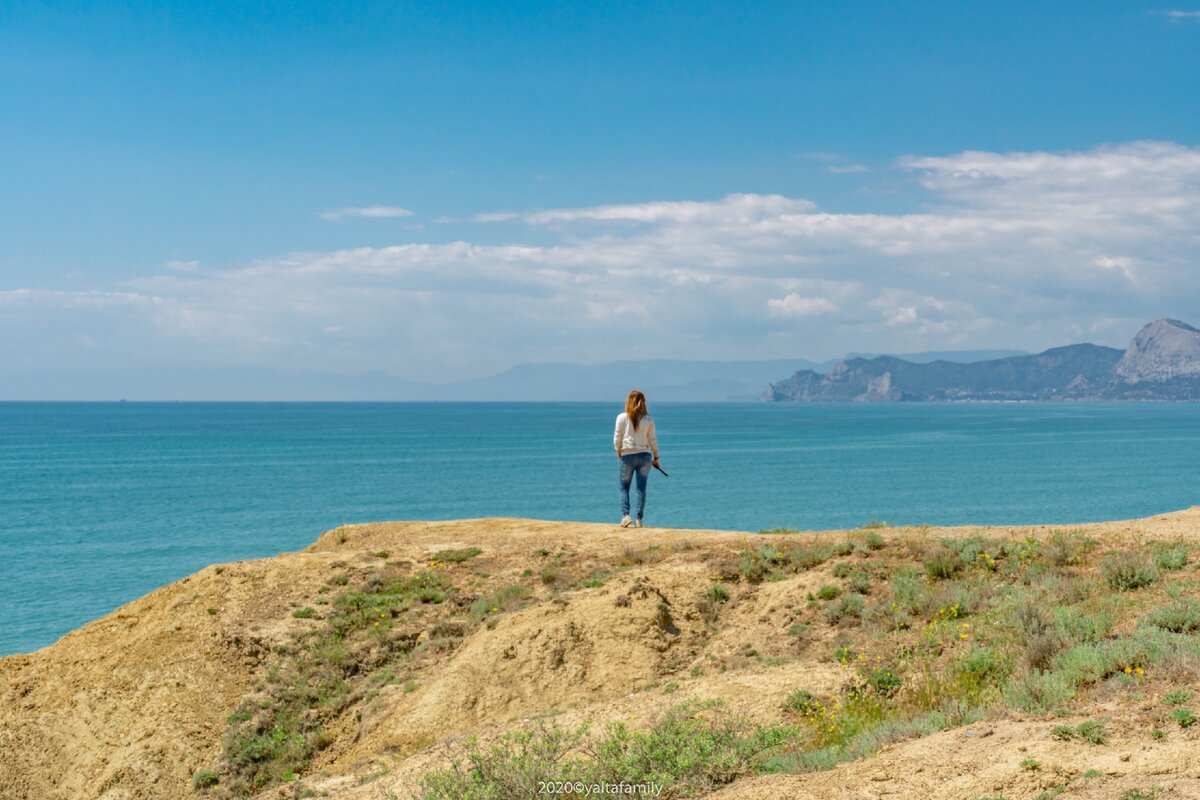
[625,390,648,430]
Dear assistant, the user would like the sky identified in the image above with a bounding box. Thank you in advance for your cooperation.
[2,1,1199,384]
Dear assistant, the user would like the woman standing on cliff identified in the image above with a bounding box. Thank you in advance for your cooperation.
[613,390,660,527]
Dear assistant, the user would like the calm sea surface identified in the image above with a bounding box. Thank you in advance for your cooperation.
[3,401,1199,655]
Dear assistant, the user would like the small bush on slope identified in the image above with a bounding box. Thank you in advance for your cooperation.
[420,702,798,800]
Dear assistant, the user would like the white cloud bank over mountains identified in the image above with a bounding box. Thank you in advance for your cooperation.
[3,141,1199,381]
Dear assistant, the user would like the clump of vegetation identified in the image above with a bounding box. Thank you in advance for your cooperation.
[923,548,963,580]
[1163,689,1193,707]
[1044,529,1094,566]
[817,585,840,601]
[1143,600,1200,633]
[737,539,852,583]
[1006,671,1074,714]
[192,769,219,788]
[783,689,821,714]
[1076,720,1107,745]
[621,545,665,566]
[1047,720,1105,744]
[292,607,316,619]
[1101,553,1159,591]
[1172,707,1197,728]
[1153,543,1188,571]
[824,594,866,625]
[1050,724,1076,741]
[469,585,531,623]
[1120,788,1164,800]
[866,668,903,697]
[432,547,483,563]
[707,584,730,604]
[419,702,798,800]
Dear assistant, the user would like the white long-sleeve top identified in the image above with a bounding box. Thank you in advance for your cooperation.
[614,412,658,457]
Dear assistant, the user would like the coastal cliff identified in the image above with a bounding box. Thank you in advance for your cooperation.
[767,318,1200,401]
[4,513,1200,799]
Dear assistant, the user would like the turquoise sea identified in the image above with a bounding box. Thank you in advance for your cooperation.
[3,401,1199,656]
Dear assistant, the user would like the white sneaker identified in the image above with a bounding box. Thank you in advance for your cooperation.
[633,519,643,528]
[620,516,632,527]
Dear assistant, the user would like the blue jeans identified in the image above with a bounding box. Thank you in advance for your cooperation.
[619,452,653,520]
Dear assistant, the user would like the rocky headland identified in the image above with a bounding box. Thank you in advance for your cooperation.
[767,319,1200,401]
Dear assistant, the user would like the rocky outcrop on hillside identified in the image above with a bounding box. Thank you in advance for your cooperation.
[767,319,1200,402]
[1114,318,1200,383]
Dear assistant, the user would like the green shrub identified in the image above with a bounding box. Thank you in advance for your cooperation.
[1154,544,1188,571]
[817,585,840,601]
[419,702,798,800]
[865,532,886,550]
[1004,671,1074,713]
[1053,605,1114,644]
[783,689,820,714]
[825,594,866,625]
[433,547,483,563]
[1045,530,1093,566]
[865,668,903,697]
[924,549,963,580]
[1020,757,1040,771]
[192,769,219,788]
[1172,707,1196,728]
[707,584,730,604]
[1076,720,1106,745]
[1120,788,1164,800]
[959,646,1007,684]
[847,572,871,595]
[1050,725,1075,741]
[1163,689,1193,706]
[292,607,316,619]
[469,585,532,623]
[1101,553,1159,591]
[1144,601,1200,633]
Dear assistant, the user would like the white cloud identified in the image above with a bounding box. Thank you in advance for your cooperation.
[1161,10,1200,19]
[165,260,200,272]
[6,141,1200,379]
[522,193,815,225]
[473,211,520,223]
[318,206,414,221]
[1093,255,1138,283]
[0,289,161,310]
[767,294,839,318]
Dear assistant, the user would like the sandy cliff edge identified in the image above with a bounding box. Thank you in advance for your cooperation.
[3,510,1200,800]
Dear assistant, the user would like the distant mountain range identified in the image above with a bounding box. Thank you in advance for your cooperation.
[766,319,1200,402]
[1,350,1026,402]
[11,321,1200,402]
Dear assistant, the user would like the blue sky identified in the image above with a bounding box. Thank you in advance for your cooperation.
[2,1,1199,382]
